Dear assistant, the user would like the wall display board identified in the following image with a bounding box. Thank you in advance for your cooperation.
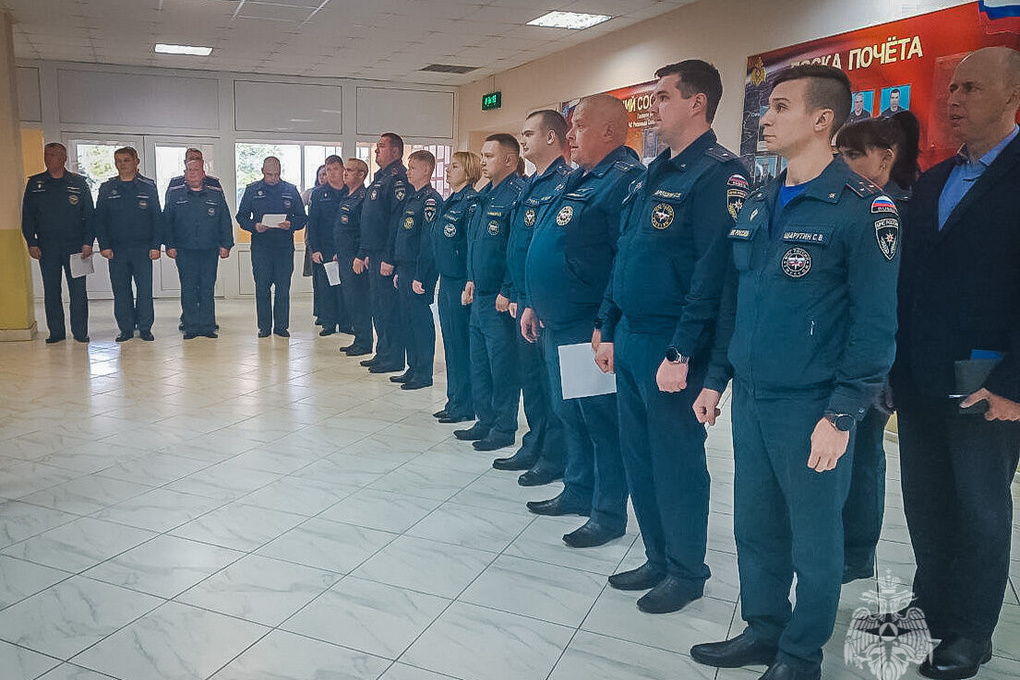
[562,80,664,165]
[741,2,1020,187]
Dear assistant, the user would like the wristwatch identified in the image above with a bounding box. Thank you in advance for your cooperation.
[824,412,855,431]
[665,346,689,364]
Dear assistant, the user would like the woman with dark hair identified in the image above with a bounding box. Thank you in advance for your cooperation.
[835,110,921,584]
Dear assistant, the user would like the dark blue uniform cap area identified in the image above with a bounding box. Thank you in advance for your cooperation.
[466,172,526,294]
[235,179,307,250]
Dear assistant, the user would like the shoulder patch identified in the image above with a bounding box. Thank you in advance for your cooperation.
[870,195,898,215]
[726,174,750,190]
[875,217,900,261]
[424,197,438,222]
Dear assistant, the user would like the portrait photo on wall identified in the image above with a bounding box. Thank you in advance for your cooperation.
[879,85,911,117]
[846,90,875,124]
[753,155,780,184]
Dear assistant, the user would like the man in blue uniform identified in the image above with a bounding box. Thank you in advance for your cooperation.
[335,158,372,356]
[164,160,233,339]
[393,150,443,390]
[236,156,306,338]
[95,146,164,342]
[689,65,899,680]
[522,94,643,548]
[308,155,348,337]
[21,142,94,344]
[456,134,526,451]
[596,60,748,613]
[359,133,408,373]
[495,110,571,485]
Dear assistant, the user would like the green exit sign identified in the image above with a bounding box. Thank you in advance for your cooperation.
[482,91,502,111]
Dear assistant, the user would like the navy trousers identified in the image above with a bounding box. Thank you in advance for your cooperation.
[39,251,88,339]
[437,276,473,418]
[367,249,404,367]
[397,265,436,382]
[108,247,153,335]
[251,245,293,333]
[340,255,372,351]
[313,261,346,331]
[469,293,520,437]
[517,330,565,467]
[843,406,888,573]
[176,248,219,334]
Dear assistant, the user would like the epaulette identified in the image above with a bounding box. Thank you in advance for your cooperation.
[705,144,738,162]
[138,176,156,187]
[614,159,642,173]
[846,176,881,198]
[206,185,223,193]
[167,184,186,193]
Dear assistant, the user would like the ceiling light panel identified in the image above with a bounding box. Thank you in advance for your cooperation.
[526,11,611,29]
[154,43,213,56]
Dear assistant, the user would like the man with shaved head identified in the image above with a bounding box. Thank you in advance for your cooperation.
[522,94,644,548]
[892,46,1020,680]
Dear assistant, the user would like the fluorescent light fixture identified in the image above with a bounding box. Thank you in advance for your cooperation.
[527,11,611,29]
[154,43,212,56]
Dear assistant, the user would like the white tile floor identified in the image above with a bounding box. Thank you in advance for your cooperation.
[0,297,1018,680]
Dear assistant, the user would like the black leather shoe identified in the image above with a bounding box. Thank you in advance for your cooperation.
[116,332,132,342]
[438,414,473,424]
[758,661,821,680]
[368,364,403,373]
[73,335,89,343]
[919,635,992,680]
[473,432,514,451]
[345,346,372,356]
[690,632,777,668]
[178,322,185,331]
[274,329,290,338]
[609,562,666,591]
[319,327,337,336]
[390,370,414,383]
[433,410,448,418]
[637,575,702,613]
[139,331,154,341]
[184,332,198,340]
[518,463,563,486]
[360,357,379,367]
[339,344,355,351]
[562,520,624,548]
[258,329,271,338]
[526,494,591,517]
[492,448,539,471]
[401,380,433,390]
[204,332,218,339]
[454,423,491,441]
[45,335,65,344]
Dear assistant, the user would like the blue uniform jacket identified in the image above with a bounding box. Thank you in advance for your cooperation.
[21,171,95,255]
[599,131,748,359]
[334,185,367,260]
[165,174,221,208]
[526,145,644,330]
[422,185,479,282]
[467,174,526,295]
[359,160,408,260]
[393,184,443,287]
[235,179,306,250]
[163,184,233,251]
[504,156,572,307]
[307,182,348,260]
[706,157,901,420]
[95,175,164,251]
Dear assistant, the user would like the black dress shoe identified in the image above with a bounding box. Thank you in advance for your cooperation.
[345,347,372,357]
[401,380,433,390]
[339,344,355,351]
[637,575,702,613]
[562,520,625,548]
[433,409,448,418]
[690,632,777,668]
[758,661,821,680]
[518,463,564,487]
[454,423,491,441]
[526,494,591,517]
[390,370,414,383]
[609,562,666,591]
[473,432,514,451]
[438,414,473,424]
[178,321,185,331]
[368,363,403,373]
[139,331,154,341]
[116,332,132,342]
[184,332,198,340]
[492,448,539,471]
[919,635,992,680]
[204,332,218,339]
[73,335,89,343]
[45,335,65,344]
[258,329,271,338]
[319,327,337,336]
[360,357,379,367]
[274,329,290,338]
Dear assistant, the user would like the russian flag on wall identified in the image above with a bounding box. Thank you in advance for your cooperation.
[980,1,1020,18]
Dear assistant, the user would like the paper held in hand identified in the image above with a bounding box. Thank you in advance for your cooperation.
[323,260,341,286]
[558,342,617,399]
[261,213,288,228]
[69,253,94,279]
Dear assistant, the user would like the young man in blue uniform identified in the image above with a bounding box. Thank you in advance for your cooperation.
[495,110,571,485]
[456,134,526,451]
[164,160,232,339]
[522,94,643,548]
[307,155,348,337]
[690,65,900,680]
[236,156,307,338]
[21,142,94,343]
[595,60,748,613]
[335,158,372,356]
[392,150,443,390]
[359,133,409,373]
[95,146,164,342]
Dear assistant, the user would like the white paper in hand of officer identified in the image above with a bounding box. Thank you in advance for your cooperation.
[69,253,94,278]
[261,213,287,228]
[559,343,616,399]
[323,260,341,286]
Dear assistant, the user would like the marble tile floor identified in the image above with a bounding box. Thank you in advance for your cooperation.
[0,297,1017,680]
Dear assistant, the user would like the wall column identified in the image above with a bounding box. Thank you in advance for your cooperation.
[0,11,35,340]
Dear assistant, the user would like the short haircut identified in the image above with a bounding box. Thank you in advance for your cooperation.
[453,151,481,185]
[516,157,526,175]
[44,142,67,154]
[262,156,281,169]
[325,154,343,166]
[527,109,568,143]
[408,149,436,174]
[655,59,724,123]
[771,64,852,131]
[835,110,922,189]
[890,88,900,96]
[381,132,404,155]
[485,133,520,156]
[114,146,138,160]
[185,147,203,158]
[346,158,369,176]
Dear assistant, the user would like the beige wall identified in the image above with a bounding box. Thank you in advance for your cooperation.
[457,0,968,152]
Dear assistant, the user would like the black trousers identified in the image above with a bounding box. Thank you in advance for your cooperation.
[313,261,346,331]
[108,248,153,334]
[367,249,403,366]
[176,248,218,334]
[39,252,88,339]
[339,255,372,351]
[251,246,293,333]
[397,267,436,382]
[898,394,1020,641]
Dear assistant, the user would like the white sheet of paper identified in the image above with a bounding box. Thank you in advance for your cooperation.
[69,253,94,279]
[261,213,287,228]
[323,260,341,286]
[558,342,616,399]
